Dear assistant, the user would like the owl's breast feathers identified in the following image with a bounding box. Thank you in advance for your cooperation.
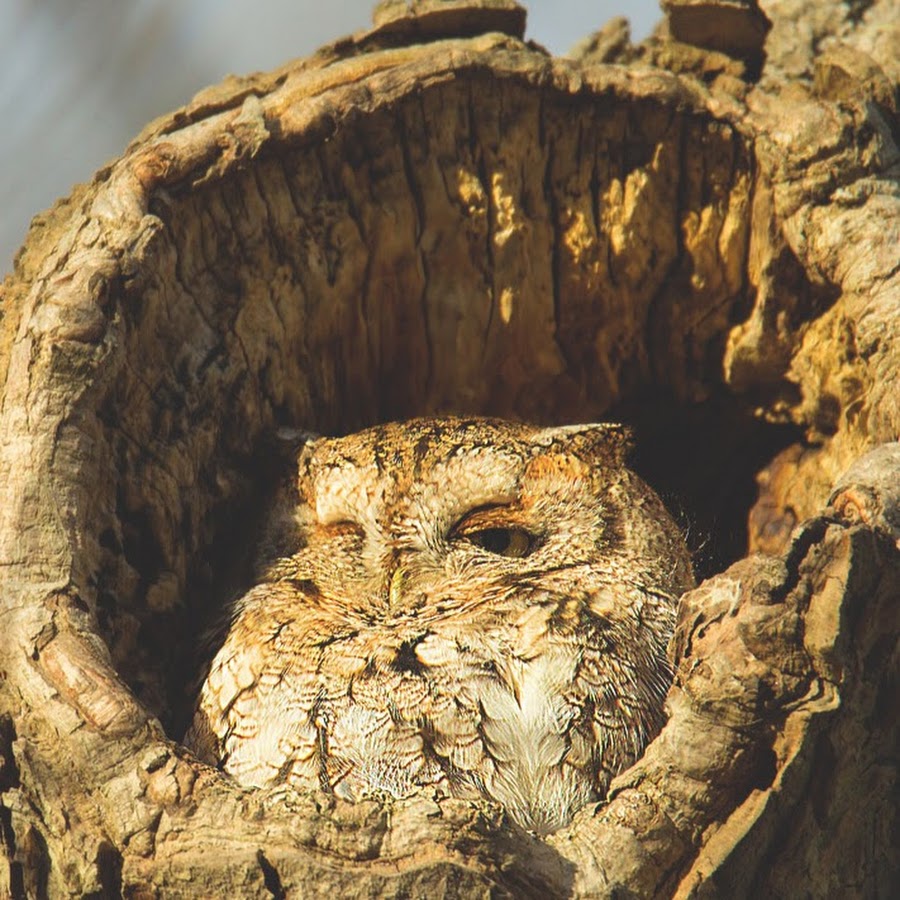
[189,575,672,834]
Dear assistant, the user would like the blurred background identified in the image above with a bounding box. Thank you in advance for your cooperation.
[1,0,660,276]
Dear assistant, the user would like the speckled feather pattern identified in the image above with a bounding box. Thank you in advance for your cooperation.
[185,417,694,834]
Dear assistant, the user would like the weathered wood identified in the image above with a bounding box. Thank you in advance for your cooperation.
[1,0,897,896]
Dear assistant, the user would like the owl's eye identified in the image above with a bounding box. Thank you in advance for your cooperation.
[323,519,365,539]
[450,505,538,559]
[462,527,535,558]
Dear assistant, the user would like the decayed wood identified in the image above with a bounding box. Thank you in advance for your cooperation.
[0,0,897,896]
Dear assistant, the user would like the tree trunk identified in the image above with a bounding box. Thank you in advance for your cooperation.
[1,0,897,896]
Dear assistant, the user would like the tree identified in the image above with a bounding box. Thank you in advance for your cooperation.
[1,0,897,895]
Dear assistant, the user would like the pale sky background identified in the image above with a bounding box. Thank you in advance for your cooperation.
[1,1,661,276]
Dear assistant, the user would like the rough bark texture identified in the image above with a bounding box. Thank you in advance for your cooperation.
[0,0,897,896]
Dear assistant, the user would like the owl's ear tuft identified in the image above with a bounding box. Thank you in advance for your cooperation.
[531,422,634,464]
[275,427,321,449]
[270,427,322,464]
[263,428,322,489]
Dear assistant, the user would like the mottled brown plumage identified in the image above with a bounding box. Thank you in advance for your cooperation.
[185,417,693,834]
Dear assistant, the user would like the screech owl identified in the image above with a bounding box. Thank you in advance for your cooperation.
[185,417,694,834]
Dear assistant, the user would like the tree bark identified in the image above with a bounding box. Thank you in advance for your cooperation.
[1,0,897,896]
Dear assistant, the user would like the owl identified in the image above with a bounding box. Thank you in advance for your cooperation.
[185,417,694,834]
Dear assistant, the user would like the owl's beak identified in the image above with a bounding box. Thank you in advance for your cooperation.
[387,559,406,609]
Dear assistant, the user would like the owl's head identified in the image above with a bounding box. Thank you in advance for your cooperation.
[262,417,693,624]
